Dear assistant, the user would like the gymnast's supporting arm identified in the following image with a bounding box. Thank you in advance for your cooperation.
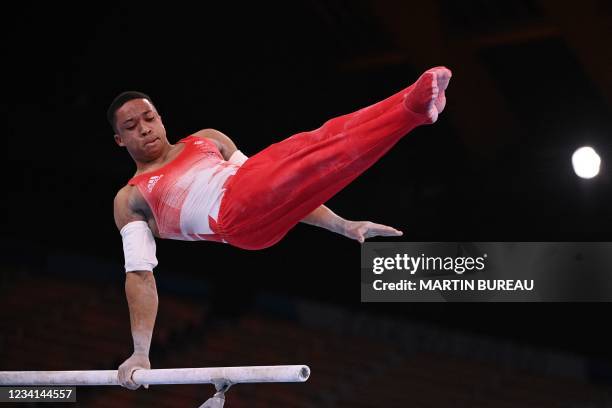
[114,188,158,390]
[118,270,158,390]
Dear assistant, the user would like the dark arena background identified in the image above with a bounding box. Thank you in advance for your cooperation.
[2,1,612,406]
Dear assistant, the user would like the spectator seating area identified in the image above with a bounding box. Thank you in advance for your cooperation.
[1,268,610,407]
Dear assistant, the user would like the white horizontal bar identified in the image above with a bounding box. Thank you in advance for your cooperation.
[0,365,310,386]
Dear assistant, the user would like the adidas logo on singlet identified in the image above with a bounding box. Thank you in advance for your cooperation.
[147,175,164,192]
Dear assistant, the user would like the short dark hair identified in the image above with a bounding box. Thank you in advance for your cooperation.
[107,91,155,133]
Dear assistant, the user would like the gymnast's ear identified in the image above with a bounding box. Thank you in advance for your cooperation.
[114,133,126,147]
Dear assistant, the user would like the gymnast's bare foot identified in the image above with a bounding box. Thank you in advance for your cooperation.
[404,66,452,123]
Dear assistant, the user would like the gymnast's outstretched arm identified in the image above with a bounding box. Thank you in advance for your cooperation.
[300,205,403,243]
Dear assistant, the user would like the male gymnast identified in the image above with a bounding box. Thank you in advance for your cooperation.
[111,66,452,389]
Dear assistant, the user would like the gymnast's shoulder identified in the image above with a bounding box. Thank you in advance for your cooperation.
[113,185,147,230]
[191,128,238,160]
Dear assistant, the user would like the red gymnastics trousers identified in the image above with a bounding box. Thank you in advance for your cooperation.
[211,80,430,250]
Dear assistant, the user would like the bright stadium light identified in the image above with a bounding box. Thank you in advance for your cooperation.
[571,146,601,179]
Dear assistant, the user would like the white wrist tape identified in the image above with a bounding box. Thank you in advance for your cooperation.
[228,150,248,166]
[120,221,158,273]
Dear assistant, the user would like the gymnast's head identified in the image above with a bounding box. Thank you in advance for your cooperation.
[108,91,168,161]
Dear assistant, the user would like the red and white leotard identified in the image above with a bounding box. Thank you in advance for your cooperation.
[128,135,239,242]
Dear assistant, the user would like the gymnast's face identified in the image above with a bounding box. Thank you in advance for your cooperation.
[113,98,168,161]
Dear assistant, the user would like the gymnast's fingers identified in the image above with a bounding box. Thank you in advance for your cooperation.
[367,224,403,237]
[118,365,142,390]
